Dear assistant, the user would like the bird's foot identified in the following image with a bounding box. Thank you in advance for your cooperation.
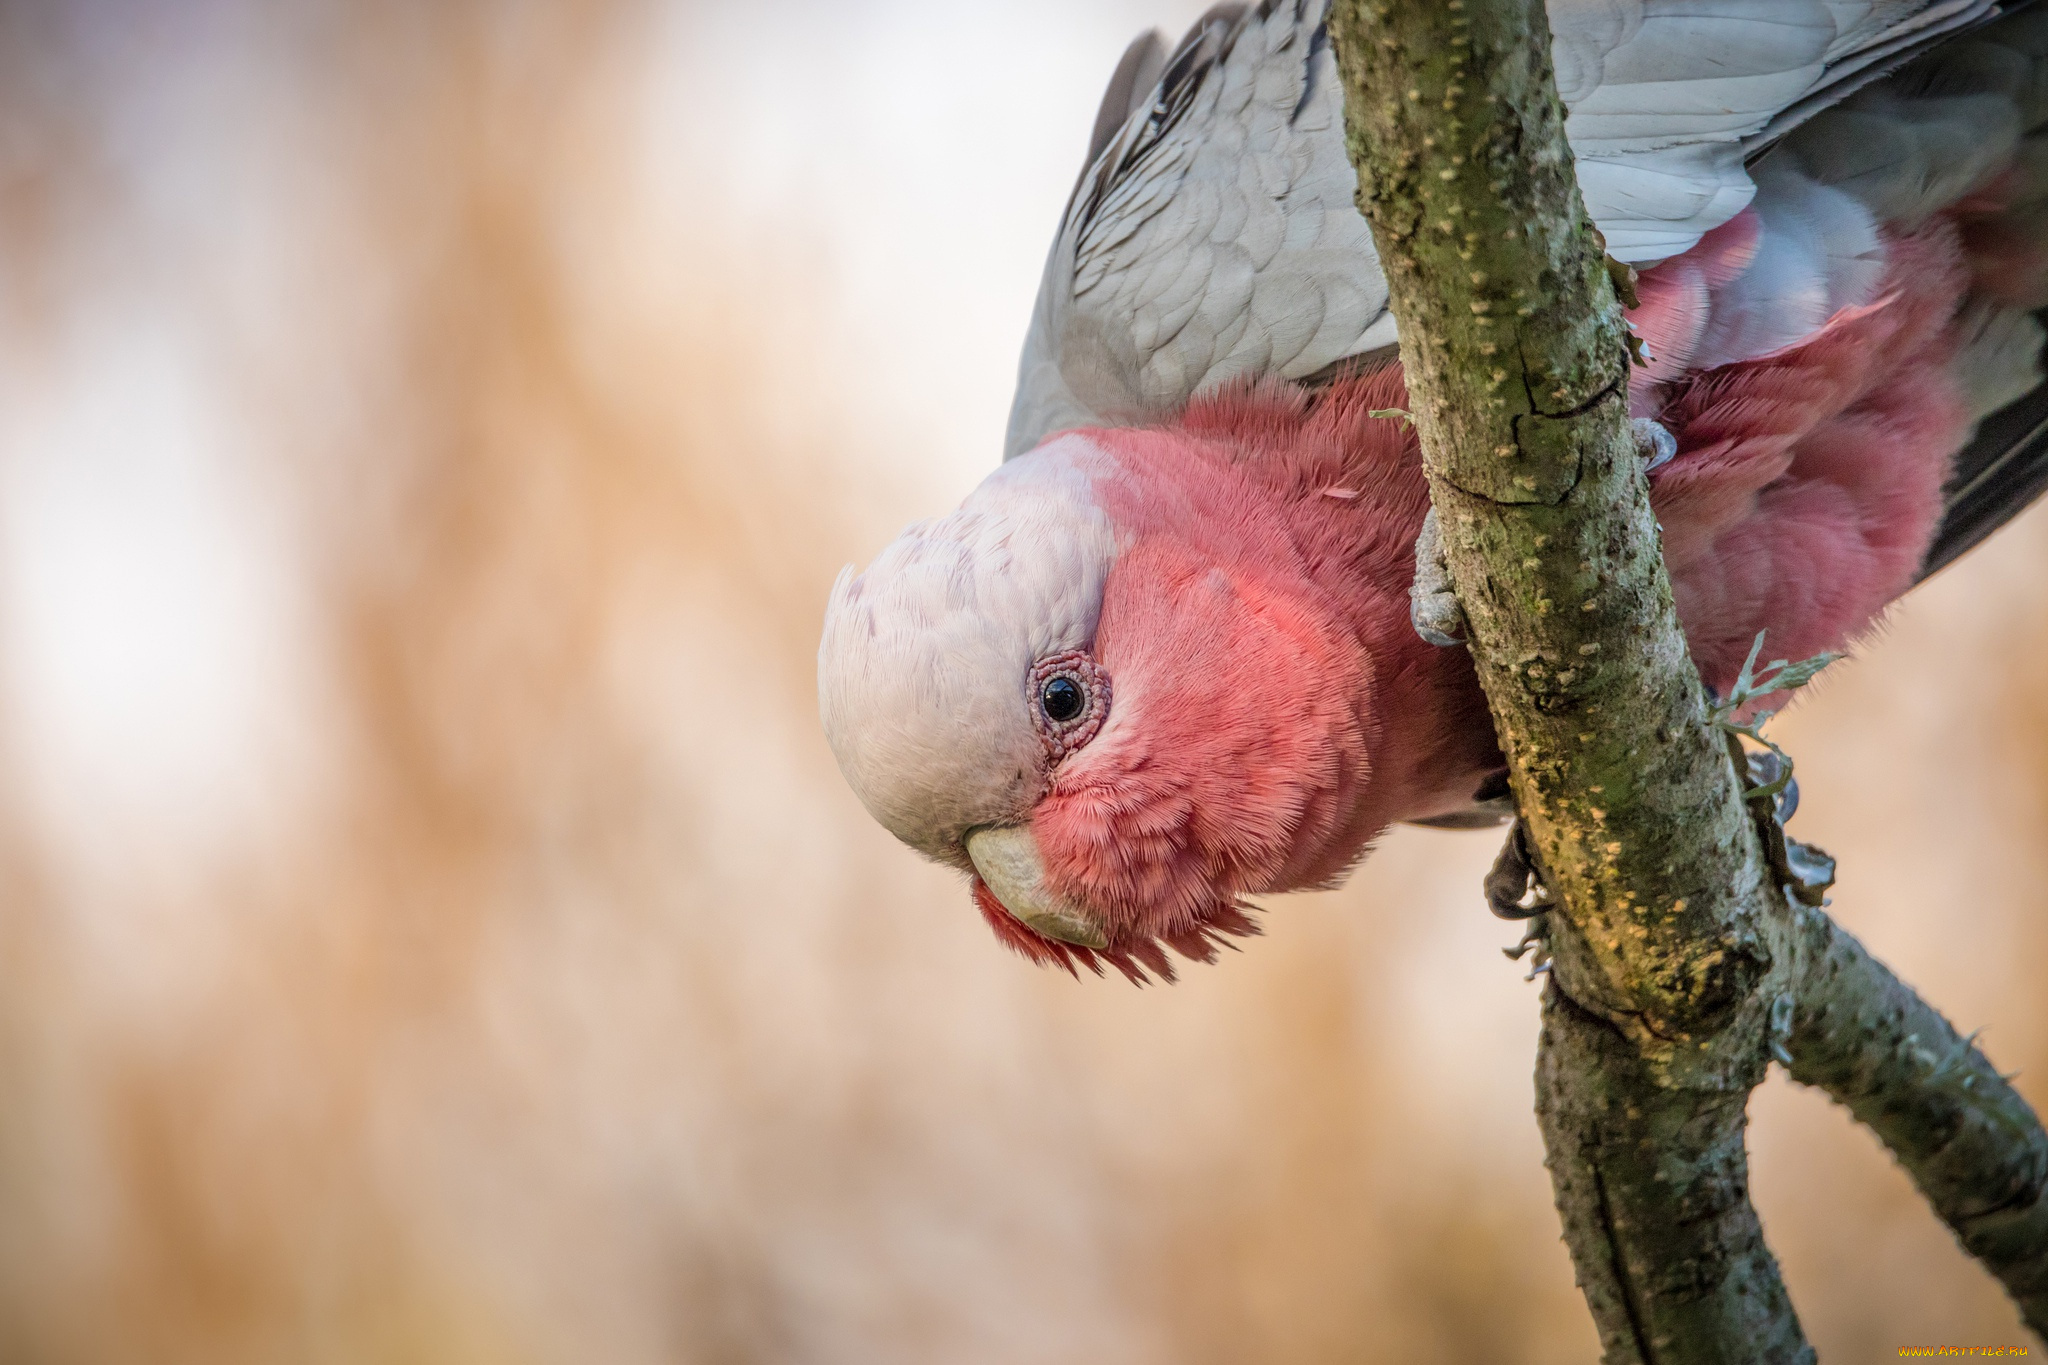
[1744,747,1799,826]
[1410,420,1669,651]
[1486,817,1553,920]
[1488,818,1555,979]
[1708,634,1842,907]
[1409,507,1467,647]
[1503,917,1552,980]
[1632,417,1675,473]
[1744,748,1837,907]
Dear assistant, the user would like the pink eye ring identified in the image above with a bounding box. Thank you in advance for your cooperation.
[1028,651,1109,757]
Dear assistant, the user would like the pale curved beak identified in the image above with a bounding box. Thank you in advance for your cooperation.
[965,825,1109,949]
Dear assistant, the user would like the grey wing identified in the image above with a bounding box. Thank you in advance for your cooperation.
[1006,0,2015,459]
[1004,3,1389,459]
[1558,0,2002,261]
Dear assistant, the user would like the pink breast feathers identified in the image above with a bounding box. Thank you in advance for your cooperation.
[1642,217,1972,689]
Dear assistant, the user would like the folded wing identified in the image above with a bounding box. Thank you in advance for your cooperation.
[1006,0,2010,458]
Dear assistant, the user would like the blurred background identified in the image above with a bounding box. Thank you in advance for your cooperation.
[0,1,2044,1360]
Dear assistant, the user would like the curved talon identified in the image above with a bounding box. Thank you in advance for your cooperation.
[1743,749,1801,825]
[1412,601,1468,649]
[1503,916,1548,960]
[1741,747,1835,905]
[1632,416,1676,472]
[1486,819,1553,920]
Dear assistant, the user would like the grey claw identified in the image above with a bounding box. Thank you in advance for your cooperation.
[1744,749,1799,825]
[1743,748,1835,906]
[1410,507,1468,648]
[1632,417,1676,472]
[1486,818,1553,920]
[1414,614,1468,649]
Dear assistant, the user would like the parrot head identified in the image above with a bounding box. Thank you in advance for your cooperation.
[818,429,1381,983]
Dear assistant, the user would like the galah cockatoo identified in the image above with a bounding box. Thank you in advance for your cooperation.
[820,0,2048,982]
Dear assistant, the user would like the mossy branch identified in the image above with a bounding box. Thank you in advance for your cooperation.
[1326,0,2048,1355]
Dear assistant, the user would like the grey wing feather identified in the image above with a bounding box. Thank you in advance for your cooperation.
[1006,2,1388,458]
[1085,29,1169,185]
[1007,0,2021,459]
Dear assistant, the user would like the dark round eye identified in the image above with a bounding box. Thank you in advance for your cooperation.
[1040,675,1085,723]
[1028,650,1108,755]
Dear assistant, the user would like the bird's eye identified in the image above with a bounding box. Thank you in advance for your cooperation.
[1028,650,1109,756]
[1041,676,1084,722]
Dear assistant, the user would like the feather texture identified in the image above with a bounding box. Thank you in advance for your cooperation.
[1006,4,1389,458]
[825,0,2048,975]
[1007,0,2021,457]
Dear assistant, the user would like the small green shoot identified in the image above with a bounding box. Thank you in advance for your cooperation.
[1710,631,1840,802]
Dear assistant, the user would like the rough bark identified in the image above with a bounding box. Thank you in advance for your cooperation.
[1537,989,1803,1360]
[1787,908,2048,1326]
[1326,0,2048,1356]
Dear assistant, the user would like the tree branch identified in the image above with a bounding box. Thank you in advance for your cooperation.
[1326,0,2048,1355]
[1537,987,1802,1360]
[1787,908,2048,1325]
[1326,0,1779,1076]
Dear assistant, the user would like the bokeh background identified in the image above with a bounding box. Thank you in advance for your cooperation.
[1,1,2045,1360]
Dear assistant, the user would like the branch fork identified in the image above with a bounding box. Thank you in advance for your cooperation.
[1328,0,2048,1354]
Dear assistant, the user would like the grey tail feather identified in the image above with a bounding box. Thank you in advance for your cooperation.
[1922,318,2048,581]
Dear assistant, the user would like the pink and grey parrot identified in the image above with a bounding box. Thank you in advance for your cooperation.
[818,0,2048,982]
